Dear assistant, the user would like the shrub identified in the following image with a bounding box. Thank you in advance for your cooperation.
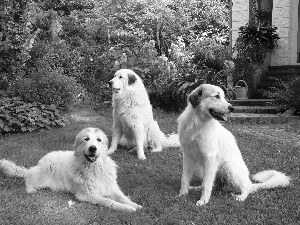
[235,24,279,64]
[0,97,69,135]
[152,37,231,111]
[14,66,81,110]
[263,77,300,115]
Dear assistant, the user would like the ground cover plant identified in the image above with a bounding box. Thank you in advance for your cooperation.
[0,105,299,225]
[0,97,69,135]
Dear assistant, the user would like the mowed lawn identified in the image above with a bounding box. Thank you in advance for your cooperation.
[0,105,299,225]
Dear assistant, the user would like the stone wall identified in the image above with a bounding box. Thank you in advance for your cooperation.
[231,0,249,52]
[271,0,299,66]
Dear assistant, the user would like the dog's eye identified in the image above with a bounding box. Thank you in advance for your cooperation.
[97,138,101,142]
[119,76,123,78]
[84,137,90,141]
[214,95,220,99]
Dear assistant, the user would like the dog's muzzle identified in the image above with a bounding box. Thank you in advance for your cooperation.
[209,106,234,121]
[112,88,120,93]
[84,145,98,163]
[109,80,120,93]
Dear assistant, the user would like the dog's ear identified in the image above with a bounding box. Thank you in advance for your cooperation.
[189,87,202,108]
[128,71,137,85]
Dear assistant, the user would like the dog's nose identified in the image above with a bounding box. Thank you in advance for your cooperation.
[89,145,97,153]
[228,105,234,112]
[108,80,113,87]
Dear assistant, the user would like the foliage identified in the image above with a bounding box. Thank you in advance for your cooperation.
[106,40,173,85]
[13,65,82,110]
[0,0,30,89]
[0,97,69,135]
[0,0,230,119]
[151,36,232,111]
[234,24,279,64]
[263,77,300,114]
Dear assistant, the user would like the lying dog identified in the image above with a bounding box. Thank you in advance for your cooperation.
[178,84,291,206]
[0,128,142,212]
[107,69,180,160]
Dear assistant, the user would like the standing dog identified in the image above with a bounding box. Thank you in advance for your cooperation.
[107,69,180,160]
[0,128,142,212]
[178,84,290,206]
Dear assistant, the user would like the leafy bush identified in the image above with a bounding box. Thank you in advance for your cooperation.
[0,0,230,111]
[0,97,69,135]
[235,24,279,64]
[151,37,232,111]
[107,40,172,85]
[263,77,300,115]
[14,66,81,110]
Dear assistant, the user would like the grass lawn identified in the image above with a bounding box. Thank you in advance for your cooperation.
[0,104,299,225]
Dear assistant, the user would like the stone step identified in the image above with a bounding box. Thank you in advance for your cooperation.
[257,83,282,89]
[260,77,283,83]
[252,90,270,99]
[263,73,298,80]
[233,106,277,114]
[228,113,295,124]
[268,65,300,74]
[228,99,274,106]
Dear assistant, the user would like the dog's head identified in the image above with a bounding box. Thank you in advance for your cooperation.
[74,128,109,163]
[109,69,139,94]
[188,84,234,121]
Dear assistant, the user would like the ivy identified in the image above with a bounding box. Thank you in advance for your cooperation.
[0,97,69,135]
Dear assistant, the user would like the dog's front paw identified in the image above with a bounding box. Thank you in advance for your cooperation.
[126,206,138,212]
[135,204,142,210]
[233,193,247,202]
[179,188,189,196]
[151,147,162,152]
[196,199,208,206]
[138,155,146,160]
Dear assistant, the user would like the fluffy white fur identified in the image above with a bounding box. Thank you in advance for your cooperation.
[107,69,180,160]
[0,128,142,212]
[178,84,291,206]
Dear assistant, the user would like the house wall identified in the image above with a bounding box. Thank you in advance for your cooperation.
[231,0,300,66]
[298,5,300,57]
[271,0,299,66]
[231,0,250,53]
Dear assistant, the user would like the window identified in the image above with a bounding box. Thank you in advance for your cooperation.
[249,0,273,27]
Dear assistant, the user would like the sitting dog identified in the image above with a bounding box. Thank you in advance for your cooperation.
[107,69,180,160]
[0,128,142,212]
[178,84,291,206]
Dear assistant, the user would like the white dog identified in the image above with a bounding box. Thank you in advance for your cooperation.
[107,69,180,160]
[0,128,142,212]
[178,84,291,206]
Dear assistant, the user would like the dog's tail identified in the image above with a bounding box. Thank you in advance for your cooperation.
[0,159,27,178]
[251,170,291,193]
[163,133,181,148]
